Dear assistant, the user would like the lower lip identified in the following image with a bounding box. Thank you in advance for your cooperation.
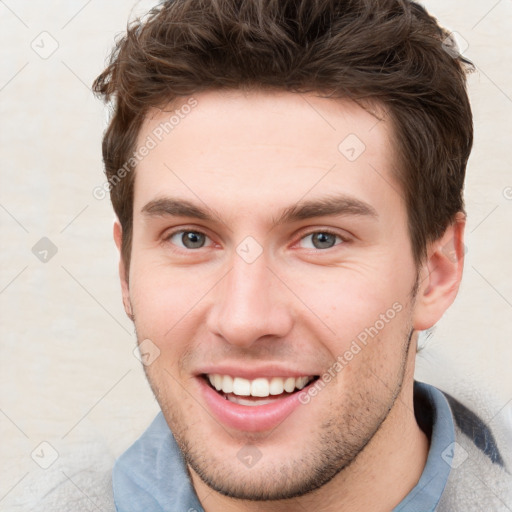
[198,377,314,432]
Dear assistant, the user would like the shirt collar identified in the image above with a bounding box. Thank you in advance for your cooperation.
[392,381,455,511]
[113,412,203,512]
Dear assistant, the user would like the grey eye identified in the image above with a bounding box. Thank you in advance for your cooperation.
[170,230,209,249]
[299,232,341,250]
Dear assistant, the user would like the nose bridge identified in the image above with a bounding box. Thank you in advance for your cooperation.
[208,251,291,347]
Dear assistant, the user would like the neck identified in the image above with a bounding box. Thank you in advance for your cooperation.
[192,357,429,512]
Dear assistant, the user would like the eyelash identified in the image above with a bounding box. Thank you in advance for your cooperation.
[163,227,349,252]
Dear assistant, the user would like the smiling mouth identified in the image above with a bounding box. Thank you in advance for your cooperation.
[203,374,320,406]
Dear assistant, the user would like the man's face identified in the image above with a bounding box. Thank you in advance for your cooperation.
[123,90,422,499]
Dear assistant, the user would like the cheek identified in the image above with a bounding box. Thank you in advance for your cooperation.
[129,265,213,342]
[291,264,411,329]
[285,264,414,373]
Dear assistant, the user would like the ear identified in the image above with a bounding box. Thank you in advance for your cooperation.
[412,212,466,331]
[113,220,134,321]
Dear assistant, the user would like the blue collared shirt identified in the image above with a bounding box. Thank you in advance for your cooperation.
[113,381,455,512]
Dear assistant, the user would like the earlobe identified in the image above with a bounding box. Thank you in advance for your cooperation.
[412,213,466,331]
[113,220,134,321]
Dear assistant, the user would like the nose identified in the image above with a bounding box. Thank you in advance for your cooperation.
[206,254,293,348]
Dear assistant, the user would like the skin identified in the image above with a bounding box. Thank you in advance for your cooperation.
[114,89,466,511]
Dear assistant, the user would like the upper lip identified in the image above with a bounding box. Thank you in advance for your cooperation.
[196,364,320,380]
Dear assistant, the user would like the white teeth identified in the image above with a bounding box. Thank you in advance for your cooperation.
[233,377,251,396]
[213,374,222,391]
[207,374,315,398]
[283,377,296,393]
[251,378,269,397]
[221,375,233,393]
[269,377,284,395]
[296,376,309,390]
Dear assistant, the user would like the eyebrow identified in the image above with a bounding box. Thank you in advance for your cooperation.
[142,197,222,222]
[141,194,378,228]
[273,195,378,225]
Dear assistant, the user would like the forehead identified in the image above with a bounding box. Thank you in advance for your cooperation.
[133,90,403,222]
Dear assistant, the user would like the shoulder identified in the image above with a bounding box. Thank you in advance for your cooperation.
[437,390,512,511]
[22,428,117,512]
[29,462,115,512]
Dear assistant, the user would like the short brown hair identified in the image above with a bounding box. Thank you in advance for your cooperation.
[93,0,473,273]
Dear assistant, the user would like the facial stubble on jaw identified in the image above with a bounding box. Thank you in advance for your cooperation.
[131,328,414,502]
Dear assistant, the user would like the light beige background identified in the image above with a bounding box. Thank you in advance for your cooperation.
[0,0,511,509]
